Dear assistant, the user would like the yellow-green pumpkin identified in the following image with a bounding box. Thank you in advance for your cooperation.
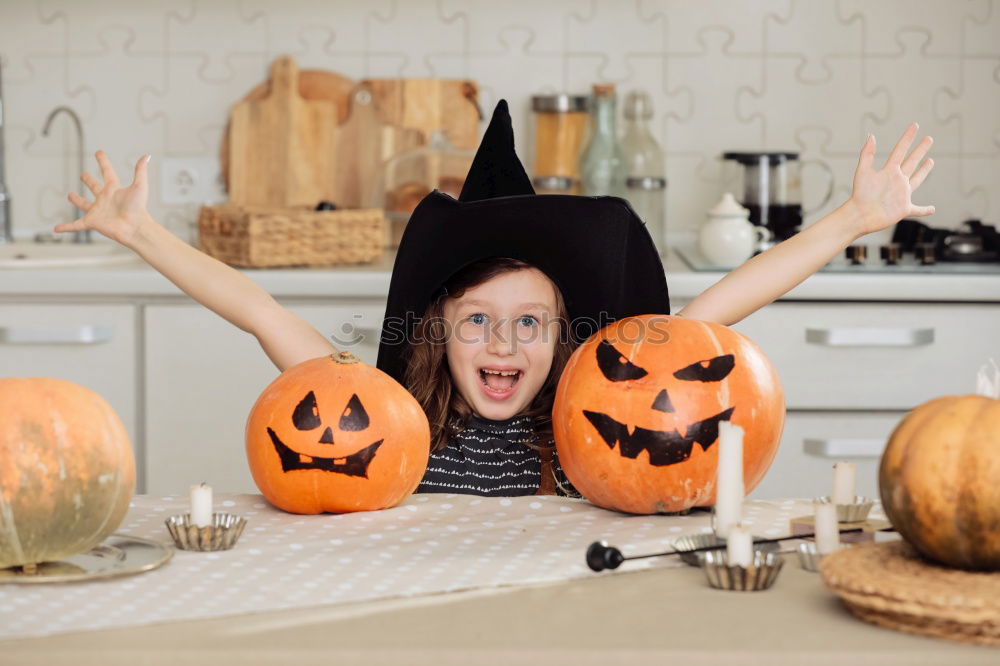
[879,394,1000,571]
[0,377,135,569]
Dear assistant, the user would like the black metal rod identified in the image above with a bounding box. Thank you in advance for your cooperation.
[586,526,895,572]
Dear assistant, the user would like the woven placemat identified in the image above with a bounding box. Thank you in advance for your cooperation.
[820,540,1000,646]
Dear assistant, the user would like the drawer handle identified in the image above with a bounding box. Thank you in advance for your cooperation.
[805,327,934,347]
[804,438,885,458]
[0,325,114,345]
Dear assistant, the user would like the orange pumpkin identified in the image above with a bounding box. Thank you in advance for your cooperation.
[553,315,784,514]
[245,351,430,514]
[879,394,1000,571]
[0,377,135,568]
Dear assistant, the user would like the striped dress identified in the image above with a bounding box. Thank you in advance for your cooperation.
[415,414,579,497]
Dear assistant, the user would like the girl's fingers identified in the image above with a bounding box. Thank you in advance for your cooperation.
[53,217,87,234]
[81,171,102,195]
[909,158,934,191]
[133,154,150,186]
[886,122,919,169]
[856,134,876,172]
[901,135,933,177]
[95,150,120,186]
[910,203,936,217]
[67,191,92,211]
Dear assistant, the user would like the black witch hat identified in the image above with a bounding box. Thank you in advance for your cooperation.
[375,100,669,385]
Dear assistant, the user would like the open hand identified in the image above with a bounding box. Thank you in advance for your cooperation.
[54,150,151,247]
[849,123,935,235]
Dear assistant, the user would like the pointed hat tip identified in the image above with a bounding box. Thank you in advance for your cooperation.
[458,98,534,202]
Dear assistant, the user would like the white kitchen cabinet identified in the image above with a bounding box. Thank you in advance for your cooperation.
[727,302,998,499]
[746,410,905,500]
[730,302,1000,410]
[143,301,386,494]
[0,303,138,461]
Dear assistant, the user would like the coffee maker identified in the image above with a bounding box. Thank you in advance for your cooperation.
[721,152,833,246]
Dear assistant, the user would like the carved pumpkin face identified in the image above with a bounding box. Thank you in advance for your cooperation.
[553,315,784,514]
[265,390,383,477]
[246,352,430,514]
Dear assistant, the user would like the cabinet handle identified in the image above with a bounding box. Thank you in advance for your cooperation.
[805,327,934,347]
[0,325,114,345]
[804,438,885,458]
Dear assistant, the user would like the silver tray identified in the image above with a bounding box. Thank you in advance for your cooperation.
[0,535,173,584]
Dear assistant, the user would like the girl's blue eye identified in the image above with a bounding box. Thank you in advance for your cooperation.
[469,313,487,325]
[519,315,538,327]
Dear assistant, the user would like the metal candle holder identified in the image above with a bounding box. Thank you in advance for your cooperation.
[815,495,875,523]
[672,532,780,568]
[698,549,784,591]
[796,540,829,572]
[164,512,247,552]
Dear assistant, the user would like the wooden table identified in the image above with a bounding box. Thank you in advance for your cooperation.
[2,554,995,665]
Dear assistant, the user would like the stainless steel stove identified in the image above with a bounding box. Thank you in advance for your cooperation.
[677,219,1000,275]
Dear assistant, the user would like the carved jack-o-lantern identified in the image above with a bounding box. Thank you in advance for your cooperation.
[553,315,784,514]
[246,351,430,514]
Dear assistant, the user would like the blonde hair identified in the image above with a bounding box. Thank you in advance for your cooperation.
[402,257,577,454]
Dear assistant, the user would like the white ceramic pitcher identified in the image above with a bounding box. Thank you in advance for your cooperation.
[698,192,772,267]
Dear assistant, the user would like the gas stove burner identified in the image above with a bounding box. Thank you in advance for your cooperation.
[891,218,1000,264]
[942,225,999,262]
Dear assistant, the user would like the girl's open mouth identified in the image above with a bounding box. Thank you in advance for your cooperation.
[478,368,522,400]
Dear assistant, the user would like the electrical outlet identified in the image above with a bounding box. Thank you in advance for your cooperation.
[160,156,227,205]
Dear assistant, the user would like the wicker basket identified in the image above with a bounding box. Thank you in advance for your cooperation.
[198,203,387,268]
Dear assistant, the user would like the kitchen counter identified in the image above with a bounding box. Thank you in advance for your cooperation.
[2,244,999,303]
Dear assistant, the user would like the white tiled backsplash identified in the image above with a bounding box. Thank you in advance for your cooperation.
[1,0,997,244]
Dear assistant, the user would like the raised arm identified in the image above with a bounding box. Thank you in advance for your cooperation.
[678,123,935,325]
[56,151,337,371]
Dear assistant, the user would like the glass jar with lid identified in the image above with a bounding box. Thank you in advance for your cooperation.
[626,176,667,254]
[528,93,589,193]
[620,89,667,253]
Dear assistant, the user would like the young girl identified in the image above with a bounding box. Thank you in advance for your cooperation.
[56,101,934,499]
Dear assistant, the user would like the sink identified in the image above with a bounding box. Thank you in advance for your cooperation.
[0,241,139,268]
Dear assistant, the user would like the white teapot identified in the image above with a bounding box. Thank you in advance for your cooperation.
[698,193,772,267]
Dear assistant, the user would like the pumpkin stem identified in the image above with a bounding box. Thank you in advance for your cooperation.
[331,350,361,365]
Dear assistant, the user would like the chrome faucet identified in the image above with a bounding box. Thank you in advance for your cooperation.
[0,61,12,243]
[41,105,90,243]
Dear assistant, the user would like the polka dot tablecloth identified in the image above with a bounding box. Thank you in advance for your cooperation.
[0,494,882,639]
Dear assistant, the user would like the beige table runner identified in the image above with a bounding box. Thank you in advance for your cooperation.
[0,494,877,639]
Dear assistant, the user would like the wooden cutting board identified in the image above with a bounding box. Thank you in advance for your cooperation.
[362,79,481,150]
[221,63,481,208]
[219,67,355,193]
[332,84,425,209]
[226,56,339,207]
[332,78,480,208]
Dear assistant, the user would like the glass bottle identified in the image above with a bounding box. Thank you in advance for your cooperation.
[578,84,625,197]
[620,90,667,253]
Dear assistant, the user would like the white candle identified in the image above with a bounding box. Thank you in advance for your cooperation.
[831,461,857,505]
[190,482,213,527]
[713,421,745,538]
[814,501,841,554]
[726,523,753,568]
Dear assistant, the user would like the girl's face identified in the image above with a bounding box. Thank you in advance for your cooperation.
[442,268,561,421]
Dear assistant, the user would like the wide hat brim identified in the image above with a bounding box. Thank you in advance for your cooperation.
[375,190,670,385]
